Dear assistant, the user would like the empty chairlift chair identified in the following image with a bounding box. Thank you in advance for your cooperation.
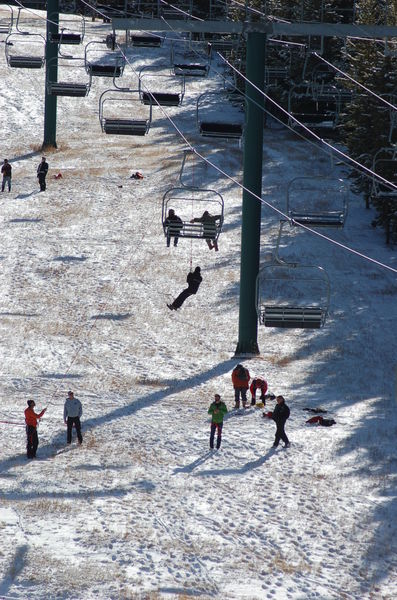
[99,88,152,136]
[139,67,185,107]
[162,187,224,245]
[196,91,244,140]
[371,151,397,203]
[5,32,45,69]
[288,84,341,135]
[130,32,163,47]
[170,39,210,78]
[46,56,92,97]
[84,39,125,78]
[49,18,85,45]
[0,4,13,36]
[287,176,348,228]
[256,263,330,329]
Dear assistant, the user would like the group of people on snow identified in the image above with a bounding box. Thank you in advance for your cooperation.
[24,391,83,459]
[1,157,49,193]
[207,365,290,451]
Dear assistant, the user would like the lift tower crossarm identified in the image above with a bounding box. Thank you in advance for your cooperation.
[112,18,397,39]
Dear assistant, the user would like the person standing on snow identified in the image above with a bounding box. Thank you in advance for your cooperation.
[37,156,49,191]
[265,395,290,448]
[250,377,268,406]
[64,390,83,445]
[24,400,47,459]
[1,159,12,192]
[167,266,202,310]
[231,363,250,409]
[208,394,227,450]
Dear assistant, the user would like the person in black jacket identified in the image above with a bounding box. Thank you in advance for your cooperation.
[164,208,183,247]
[270,395,290,448]
[37,157,49,191]
[1,159,12,192]
[167,266,202,310]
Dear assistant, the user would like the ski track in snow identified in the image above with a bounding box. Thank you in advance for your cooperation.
[0,7,396,600]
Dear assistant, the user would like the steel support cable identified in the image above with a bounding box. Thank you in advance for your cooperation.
[116,43,397,275]
[219,52,397,193]
[313,51,397,112]
[7,0,397,273]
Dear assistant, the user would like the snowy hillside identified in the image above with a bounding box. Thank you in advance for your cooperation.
[0,7,397,600]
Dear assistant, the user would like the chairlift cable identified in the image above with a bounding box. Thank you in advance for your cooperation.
[10,0,397,277]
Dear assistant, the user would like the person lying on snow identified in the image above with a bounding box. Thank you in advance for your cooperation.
[306,415,336,426]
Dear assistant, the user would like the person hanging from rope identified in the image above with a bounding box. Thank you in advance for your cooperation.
[167,266,202,311]
[164,208,183,247]
[190,210,221,251]
[24,400,47,459]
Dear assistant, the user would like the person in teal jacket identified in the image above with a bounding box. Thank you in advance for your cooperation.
[208,394,228,449]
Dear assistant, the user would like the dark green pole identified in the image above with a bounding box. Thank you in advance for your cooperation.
[235,31,266,356]
[43,0,59,149]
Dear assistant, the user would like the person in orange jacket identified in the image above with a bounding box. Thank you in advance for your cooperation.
[249,377,268,406]
[231,363,250,409]
[24,400,47,459]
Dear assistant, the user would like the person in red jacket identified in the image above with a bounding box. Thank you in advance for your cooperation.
[231,363,250,409]
[24,400,47,459]
[249,377,268,406]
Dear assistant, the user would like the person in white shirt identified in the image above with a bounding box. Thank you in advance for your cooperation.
[63,390,83,445]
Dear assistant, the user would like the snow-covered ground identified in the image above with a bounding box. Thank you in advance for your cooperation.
[0,8,397,600]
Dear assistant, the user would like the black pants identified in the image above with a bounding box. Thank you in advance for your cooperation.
[26,425,38,458]
[166,233,179,247]
[172,288,194,309]
[38,174,46,191]
[274,421,289,446]
[67,417,83,444]
[234,388,248,406]
[210,422,223,449]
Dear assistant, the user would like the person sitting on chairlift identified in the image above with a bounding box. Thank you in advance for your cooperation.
[190,210,221,251]
[165,208,183,247]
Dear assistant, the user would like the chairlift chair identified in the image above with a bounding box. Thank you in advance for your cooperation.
[162,186,224,244]
[0,4,13,35]
[256,262,330,329]
[196,91,244,140]
[46,56,91,97]
[99,88,152,136]
[139,66,185,107]
[130,33,163,47]
[287,176,348,228]
[170,38,210,78]
[84,40,125,78]
[5,32,45,69]
[288,84,341,134]
[370,154,397,203]
[49,18,85,45]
